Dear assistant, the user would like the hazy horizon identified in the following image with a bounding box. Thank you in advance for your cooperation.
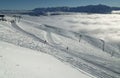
[0,0,120,10]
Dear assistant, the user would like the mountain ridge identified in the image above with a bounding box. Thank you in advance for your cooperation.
[0,4,120,15]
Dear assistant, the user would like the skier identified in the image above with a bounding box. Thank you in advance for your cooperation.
[79,35,82,42]
[44,40,47,44]
[66,47,69,50]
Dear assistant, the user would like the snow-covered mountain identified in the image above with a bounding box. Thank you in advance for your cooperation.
[0,13,120,78]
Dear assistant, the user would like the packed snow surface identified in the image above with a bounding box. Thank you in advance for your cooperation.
[0,41,92,78]
[0,13,120,78]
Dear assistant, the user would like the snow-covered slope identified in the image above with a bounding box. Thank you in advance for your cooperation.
[0,13,120,78]
[0,41,92,78]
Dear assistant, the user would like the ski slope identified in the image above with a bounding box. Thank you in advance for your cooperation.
[0,41,92,78]
[0,13,120,78]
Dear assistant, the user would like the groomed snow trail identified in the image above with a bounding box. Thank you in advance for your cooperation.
[0,41,93,78]
[0,15,120,78]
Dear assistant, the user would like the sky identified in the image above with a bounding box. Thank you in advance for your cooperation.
[0,0,120,10]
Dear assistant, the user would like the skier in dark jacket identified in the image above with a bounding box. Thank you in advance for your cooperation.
[66,47,69,50]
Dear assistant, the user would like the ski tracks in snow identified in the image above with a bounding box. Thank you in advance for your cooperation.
[10,21,46,44]
[3,19,120,78]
